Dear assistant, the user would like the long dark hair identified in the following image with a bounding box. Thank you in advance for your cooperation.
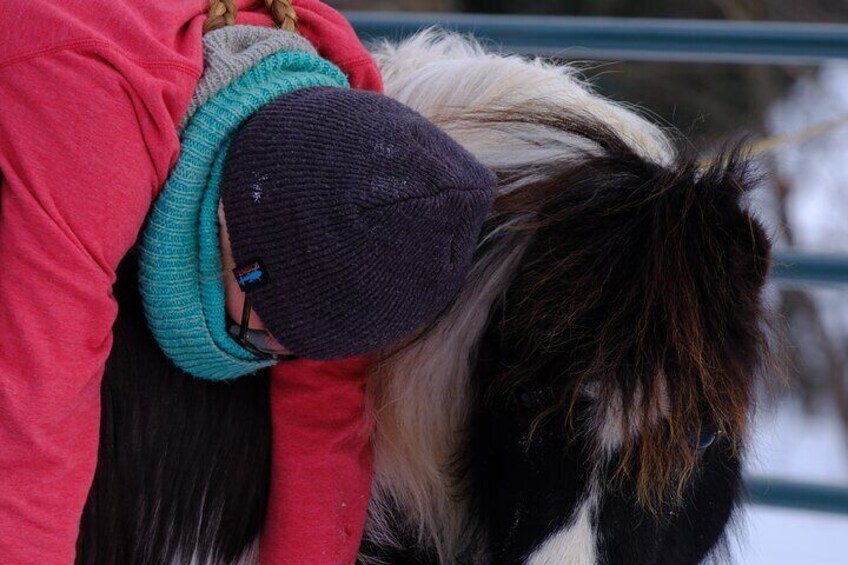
[76,251,271,565]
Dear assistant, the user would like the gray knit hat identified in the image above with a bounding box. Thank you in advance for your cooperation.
[221,86,496,360]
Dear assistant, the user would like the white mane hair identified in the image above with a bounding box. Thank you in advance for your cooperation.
[373,29,674,170]
[361,29,678,564]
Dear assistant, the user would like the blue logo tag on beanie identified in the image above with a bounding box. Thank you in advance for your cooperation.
[233,259,269,292]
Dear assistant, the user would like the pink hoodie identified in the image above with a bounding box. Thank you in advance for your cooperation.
[0,1,381,563]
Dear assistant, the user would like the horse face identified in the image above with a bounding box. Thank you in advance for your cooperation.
[461,146,772,565]
[471,321,743,565]
[469,261,748,565]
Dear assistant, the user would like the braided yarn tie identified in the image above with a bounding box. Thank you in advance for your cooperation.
[204,0,298,34]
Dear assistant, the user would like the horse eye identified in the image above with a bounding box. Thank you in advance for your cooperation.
[689,425,720,451]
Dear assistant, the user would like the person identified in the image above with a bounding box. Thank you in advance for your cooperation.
[136,23,496,561]
[0,1,454,563]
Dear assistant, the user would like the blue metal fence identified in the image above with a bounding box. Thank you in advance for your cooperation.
[746,477,848,515]
[350,12,848,515]
[347,12,848,64]
[773,252,848,285]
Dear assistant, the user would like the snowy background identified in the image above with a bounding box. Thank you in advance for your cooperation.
[731,60,848,564]
[735,402,848,564]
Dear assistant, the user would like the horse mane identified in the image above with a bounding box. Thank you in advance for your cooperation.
[366,29,773,562]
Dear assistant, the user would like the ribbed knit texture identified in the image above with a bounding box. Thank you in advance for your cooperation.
[179,25,316,131]
[139,51,349,380]
[221,87,497,360]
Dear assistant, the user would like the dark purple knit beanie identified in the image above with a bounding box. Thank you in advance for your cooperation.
[220,86,496,360]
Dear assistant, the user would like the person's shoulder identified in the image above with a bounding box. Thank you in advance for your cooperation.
[0,0,203,76]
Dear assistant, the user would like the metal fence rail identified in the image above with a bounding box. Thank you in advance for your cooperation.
[351,12,848,516]
[347,12,848,64]
[746,477,848,515]
[773,251,848,285]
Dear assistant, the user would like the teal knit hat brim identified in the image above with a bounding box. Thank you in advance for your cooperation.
[139,50,349,380]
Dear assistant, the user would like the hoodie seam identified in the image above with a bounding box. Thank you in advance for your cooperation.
[0,38,202,78]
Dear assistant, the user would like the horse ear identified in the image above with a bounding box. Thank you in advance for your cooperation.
[735,197,772,290]
[696,150,772,289]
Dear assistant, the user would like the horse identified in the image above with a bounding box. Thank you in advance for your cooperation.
[77,29,774,565]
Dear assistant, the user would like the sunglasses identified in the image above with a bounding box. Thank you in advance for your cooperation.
[226,292,297,362]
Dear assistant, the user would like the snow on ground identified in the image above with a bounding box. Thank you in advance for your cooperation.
[732,505,848,565]
[732,400,848,564]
